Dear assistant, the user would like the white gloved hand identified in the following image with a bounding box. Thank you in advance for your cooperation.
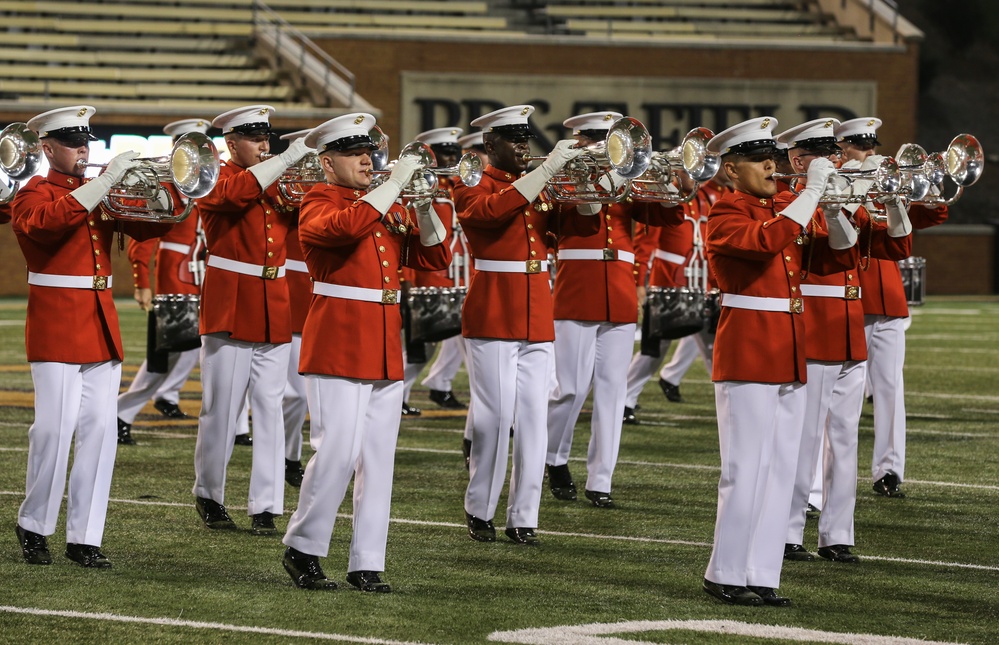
[71,150,141,212]
[825,211,858,250]
[777,157,835,228]
[575,201,601,216]
[361,156,424,216]
[414,200,447,246]
[883,197,912,237]
[513,139,581,203]
[248,138,315,190]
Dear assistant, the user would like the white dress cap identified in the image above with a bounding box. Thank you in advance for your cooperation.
[279,129,313,142]
[706,116,779,155]
[212,105,276,134]
[562,111,623,133]
[469,105,535,131]
[163,118,211,137]
[836,117,883,143]
[457,132,484,149]
[416,127,464,146]
[775,118,841,149]
[304,113,378,153]
[27,105,97,139]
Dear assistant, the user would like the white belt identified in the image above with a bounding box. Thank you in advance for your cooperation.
[27,271,112,291]
[721,293,803,314]
[313,281,400,305]
[285,259,309,274]
[800,284,862,300]
[654,249,686,265]
[207,255,285,280]
[558,249,635,264]
[474,259,549,274]
[159,242,191,255]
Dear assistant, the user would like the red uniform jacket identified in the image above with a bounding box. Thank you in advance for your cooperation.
[197,161,295,343]
[127,185,200,295]
[413,183,461,288]
[802,207,911,363]
[12,169,169,363]
[298,183,451,380]
[706,190,855,384]
[859,202,948,317]
[0,202,11,224]
[454,165,601,341]
[285,225,310,334]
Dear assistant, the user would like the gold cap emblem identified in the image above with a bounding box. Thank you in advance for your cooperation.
[824,120,834,128]
[761,118,771,128]
[258,108,268,115]
[520,107,530,115]
[867,119,876,126]
[354,115,365,125]
[77,108,87,117]
[450,129,459,136]
[603,114,613,121]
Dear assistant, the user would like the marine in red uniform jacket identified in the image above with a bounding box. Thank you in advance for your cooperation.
[128,184,201,298]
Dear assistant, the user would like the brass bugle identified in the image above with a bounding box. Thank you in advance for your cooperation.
[0,122,43,204]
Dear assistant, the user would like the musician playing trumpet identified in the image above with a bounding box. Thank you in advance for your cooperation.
[11,105,169,569]
[281,113,451,592]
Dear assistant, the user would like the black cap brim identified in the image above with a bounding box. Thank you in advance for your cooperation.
[724,139,778,157]
[229,122,274,136]
[321,134,376,153]
[43,126,99,145]
[842,134,881,147]
[490,124,536,140]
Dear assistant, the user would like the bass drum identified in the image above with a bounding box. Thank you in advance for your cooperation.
[406,286,467,345]
[898,256,926,306]
[153,294,201,353]
[645,286,706,341]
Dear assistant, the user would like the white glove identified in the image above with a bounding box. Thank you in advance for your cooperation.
[71,150,140,212]
[576,202,601,216]
[248,138,314,190]
[414,199,447,246]
[883,197,912,237]
[777,157,835,228]
[825,211,858,250]
[513,140,581,203]
[361,156,423,216]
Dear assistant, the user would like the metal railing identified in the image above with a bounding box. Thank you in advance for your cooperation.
[252,0,367,109]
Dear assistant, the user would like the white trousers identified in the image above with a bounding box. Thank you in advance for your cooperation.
[421,335,466,392]
[283,334,307,461]
[116,348,199,422]
[660,332,714,386]
[705,380,805,589]
[624,339,670,408]
[283,377,403,572]
[19,360,121,546]
[865,315,907,482]
[464,338,553,528]
[547,320,635,493]
[787,360,865,548]
[193,333,290,515]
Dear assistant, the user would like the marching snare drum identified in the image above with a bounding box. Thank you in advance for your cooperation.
[153,294,201,353]
[703,288,721,334]
[898,256,926,306]
[645,286,706,341]
[406,286,467,345]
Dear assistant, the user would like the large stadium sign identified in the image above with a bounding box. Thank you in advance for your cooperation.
[402,71,876,151]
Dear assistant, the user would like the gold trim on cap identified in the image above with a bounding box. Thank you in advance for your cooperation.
[761,118,771,128]
[354,115,365,125]
[77,108,87,117]
[520,107,530,115]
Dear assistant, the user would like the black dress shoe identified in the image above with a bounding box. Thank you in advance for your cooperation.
[622,406,638,425]
[234,433,253,447]
[702,579,763,606]
[806,503,821,519]
[462,438,471,471]
[658,378,683,403]
[196,497,236,530]
[285,459,304,487]
[117,418,136,446]
[65,543,111,568]
[783,543,815,561]
[153,399,188,418]
[546,463,577,501]
[873,471,906,498]
[429,389,466,409]
[504,527,539,545]
[283,547,337,590]
[15,525,52,565]
[401,402,422,417]
[584,489,615,508]
[251,511,277,536]
[346,570,392,593]
[748,586,792,607]
[465,512,496,542]
[817,544,859,563]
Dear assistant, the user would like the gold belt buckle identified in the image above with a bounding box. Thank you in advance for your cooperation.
[261,266,279,280]
[789,297,804,314]
[525,259,542,274]
[381,289,398,305]
[602,248,615,261]
[92,275,107,291]
[845,285,860,300]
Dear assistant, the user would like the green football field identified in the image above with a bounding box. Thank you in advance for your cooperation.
[0,297,996,644]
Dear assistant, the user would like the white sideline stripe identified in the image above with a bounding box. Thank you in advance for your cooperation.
[907,333,999,341]
[0,447,28,452]
[0,320,25,326]
[912,307,986,316]
[914,347,999,354]
[909,391,999,403]
[906,365,999,373]
[488,619,969,645]
[0,492,997,572]
[0,606,426,644]
[908,428,993,438]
